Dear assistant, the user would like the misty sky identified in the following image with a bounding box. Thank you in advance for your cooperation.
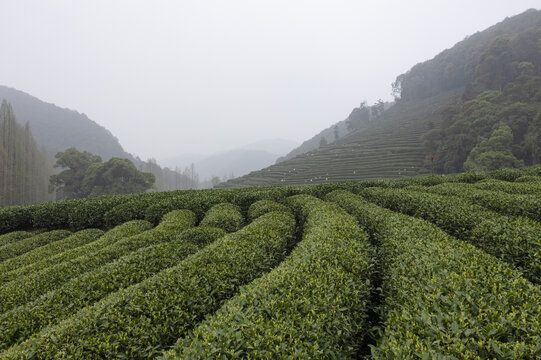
[1,1,539,161]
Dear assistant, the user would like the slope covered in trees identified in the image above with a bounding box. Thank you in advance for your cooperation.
[219,9,541,187]
[0,101,51,206]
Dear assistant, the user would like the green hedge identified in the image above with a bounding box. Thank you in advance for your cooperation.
[0,211,194,314]
[3,211,295,359]
[103,192,173,228]
[0,225,225,350]
[67,196,127,230]
[361,187,541,283]
[247,199,291,221]
[474,179,541,195]
[0,231,32,248]
[199,203,244,232]
[326,190,541,359]
[166,196,373,359]
[0,230,71,263]
[31,200,80,230]
[0,229,103,284]
[0,206,34,234]
[0,220,152,286]
[411,182,541,221]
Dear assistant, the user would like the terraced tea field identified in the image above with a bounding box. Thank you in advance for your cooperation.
[0,167,540,359]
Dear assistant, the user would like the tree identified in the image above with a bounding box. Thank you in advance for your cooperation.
[319,136,328,147]
[49,147,102,199]
[346,102,370,132]
[333,126,339,142]
[81,158,155,197]
[0,100,51,206]
[464,124,523,171]
[50,148,154,199]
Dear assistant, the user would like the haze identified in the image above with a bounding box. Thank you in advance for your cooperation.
[0,0,538,161]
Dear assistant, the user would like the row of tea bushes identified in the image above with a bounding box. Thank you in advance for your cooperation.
[327,191,541,359]
[0,230,71,263]
[247,199,292,221]
[199,203,244,232]
[361,187,541,283]
[0,226,226,350]
[411,182,541,221]
[0,229,103,284]
[0,231,32,248]
[3,211,296,359]
[0,220,151,286]
[165,195,374,359]
[0,211,194,314]
[473,178,541,195]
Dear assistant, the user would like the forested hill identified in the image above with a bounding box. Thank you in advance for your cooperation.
[0,86,133,161]
[218,9,541,188]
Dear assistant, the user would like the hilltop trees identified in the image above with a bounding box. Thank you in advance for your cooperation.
[0,100,51,206]
[50,147,155,199]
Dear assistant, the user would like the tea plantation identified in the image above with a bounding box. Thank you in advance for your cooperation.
[0,167,540,359]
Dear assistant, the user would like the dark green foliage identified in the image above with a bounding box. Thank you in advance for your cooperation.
[81,157,155,197]
[247,199,291,221]
[0,229,103,282]
[416,182,541,221]
[0,214,189,313]
[67,195,127,230]
[0,229,71,263]
[103,193,168,227]
[0,206,34,234]
[49,147,102,199]
[361,187,541,283]
[0,231,31,248]
[31,199,80,230]
[0,221,215,350]
[199,203,244,232]
[327,191,541,359]
[50,148,155,200]
[176,226,226,246]
[4,212,295,359]
[167,197,373,359]
[0,220,152,285]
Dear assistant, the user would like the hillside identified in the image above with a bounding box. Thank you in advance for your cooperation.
[0,168,539,358]
[218,9,541,188]
[0,86,133,161]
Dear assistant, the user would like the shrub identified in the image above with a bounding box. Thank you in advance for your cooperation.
[167,196,373,359]
[0,231,32,248]
[0,222,221,350]
[0,230,71,263]
[199,203,244,232]
[0,206,34,234]
[327,190,541,359]
[0,229,103,283]
[4,211,295,359]
[247,199,291,221]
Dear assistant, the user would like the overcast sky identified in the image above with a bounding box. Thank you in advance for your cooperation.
[0,1,539,161]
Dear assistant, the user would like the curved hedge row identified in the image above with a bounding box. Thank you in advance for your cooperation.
[361,187,541,283]
[0,226,226,350]
[0,220,152,286]
[247,199,291,221]
[0,231,31,248]
[0,206,34,234]
[0,229,104,283]
[0,211,194,314]
[474,179,541,195]
[103,192,173,228]
[412,182,541,221]
[165,195,374,359]
[3,211,296,359]
[0,230,71,263]
[327,190,541,359]
[199,203,244,232]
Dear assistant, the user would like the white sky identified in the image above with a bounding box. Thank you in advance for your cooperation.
[0,0,539,160]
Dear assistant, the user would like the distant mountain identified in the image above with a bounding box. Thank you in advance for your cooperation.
[161,139,298,180]
[218,9,541,187]
[0,85,134,161]
[195,149,278,180]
